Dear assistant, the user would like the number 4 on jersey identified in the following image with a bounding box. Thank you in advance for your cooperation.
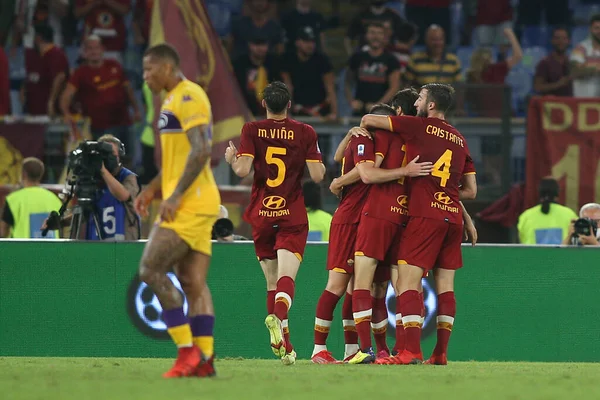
[432,149,452,187]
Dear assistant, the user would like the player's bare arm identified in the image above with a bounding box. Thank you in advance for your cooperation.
[460,201,477,246]
[357,155,432,184]
[225,141,253,177]
[306,161,326,183]
[360,114,392,131]
[135,171,162,217]
[459,174,477,200]
[333,132,353,162]
[160,125,211,222]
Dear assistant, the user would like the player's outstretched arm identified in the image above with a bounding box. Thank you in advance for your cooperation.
[306,161,326,183]
[360,114,392,131]
[173,125,212,198]
[225,140,252,177]
[459,174,477,200]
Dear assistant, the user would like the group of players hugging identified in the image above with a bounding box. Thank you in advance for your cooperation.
[138,42,476,379]
[227,80,477,367]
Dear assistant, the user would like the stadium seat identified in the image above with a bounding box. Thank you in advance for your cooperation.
[521,46,547,74]
[206,0,244,37]
[8,47,25,80]
[505,67,533,116]
[384,1,405,18]
[336,67,352,118]
[573,4,600,24]
[456,46,473,77]
[572,26,589,44]
[520,26,549,48]
[65,45,80,67]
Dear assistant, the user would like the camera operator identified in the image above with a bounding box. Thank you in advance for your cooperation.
[563,203,600,246]
[89,134,140,240]
[212,205,249,242]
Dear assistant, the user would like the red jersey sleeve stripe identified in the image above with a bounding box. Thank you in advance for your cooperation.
[306,159,322,163]
[356,160,375,165]
[387,116,393,132]
[463,172,476,175]
[237,153,254,158]
[375,152,385,158]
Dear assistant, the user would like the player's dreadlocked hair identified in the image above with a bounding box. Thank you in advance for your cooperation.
[144,43,180,67]
[389,88,418,116]
[369,103,396,116]
[421,83,455,114]
[262,81,290,114]
[539,177,560,215]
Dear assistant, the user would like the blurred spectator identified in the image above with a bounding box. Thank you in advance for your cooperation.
[346,22,400,116]
[281,0,327,53]
[569,14,600,98]
[344,0,406,55]
[233,32,281,117]
[0,158,62,239]
[0,46,9,116]
[0,0,17,46]
[133,0,153,48]
[386,21,418,73]
[12,0,67,48]
[227,0,284,59]
[22,24,69,116]
[467,27,522,85]
[516,0,571,28]
[75,0,130,62]
[534,27,573,97]
[405,0,451,46]
[464,0,513,47]
[60,36,140,163]
[517,177,577,245]
[281,27,337,121]
[139,81,157,185]
[303,181,332,242]
[403,25,461,87]
[466,27,522,185]
[563,203,600,246]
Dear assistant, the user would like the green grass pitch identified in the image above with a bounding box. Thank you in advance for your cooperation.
[1,358,600,400]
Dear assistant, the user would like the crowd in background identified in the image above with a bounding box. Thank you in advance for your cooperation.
[0,0,599,245]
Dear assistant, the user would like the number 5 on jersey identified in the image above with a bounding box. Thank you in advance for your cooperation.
[266,146,286,187]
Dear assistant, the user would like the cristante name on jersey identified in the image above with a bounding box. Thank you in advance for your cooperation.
[258,127,295,140]
[426,124,464,148]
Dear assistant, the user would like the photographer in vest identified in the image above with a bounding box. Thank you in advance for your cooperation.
[563,203,600,246]
[89,134,140,240]
[1,158,62,239]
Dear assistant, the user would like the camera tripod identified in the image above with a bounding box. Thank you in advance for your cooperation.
[69,199,103,240]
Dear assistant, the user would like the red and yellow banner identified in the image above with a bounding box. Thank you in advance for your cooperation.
[525,97,600,212]
[149,0,250,165]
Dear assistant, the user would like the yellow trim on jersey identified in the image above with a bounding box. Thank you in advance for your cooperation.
[306,159,322,163]
[356,160,375,165]
[398,259,408,265]
[376,152,385,158]
[355,251,365,256]
[332,267,348,274]
[387,116,393,132]
[237,153,255,158]
[294,252,303,262]
[463,172,476,175]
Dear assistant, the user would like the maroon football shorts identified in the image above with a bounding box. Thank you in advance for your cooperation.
[252,223,308,262]
[397,216,463,272]
[326,223,359,274]
[374,261,391,282]
[355,215,406,266]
